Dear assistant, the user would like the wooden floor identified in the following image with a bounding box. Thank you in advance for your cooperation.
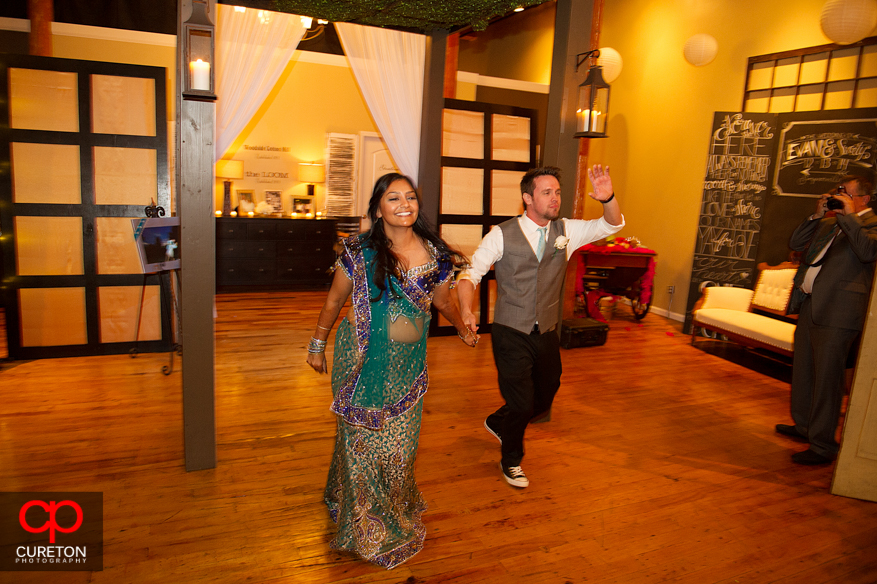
[2,291,876,584]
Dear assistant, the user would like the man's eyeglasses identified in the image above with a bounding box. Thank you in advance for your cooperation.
[836,185,870,198]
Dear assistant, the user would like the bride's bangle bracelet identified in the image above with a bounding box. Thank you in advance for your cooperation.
[308,337,328,354]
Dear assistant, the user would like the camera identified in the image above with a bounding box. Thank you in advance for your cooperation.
[825,184,847,210]
[826,197,845,210]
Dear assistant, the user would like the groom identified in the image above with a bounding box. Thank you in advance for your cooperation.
[457,165,624,487]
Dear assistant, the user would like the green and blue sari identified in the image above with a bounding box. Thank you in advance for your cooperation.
[325,234,454,569]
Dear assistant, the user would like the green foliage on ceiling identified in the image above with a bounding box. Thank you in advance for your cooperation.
[228,0,549,32]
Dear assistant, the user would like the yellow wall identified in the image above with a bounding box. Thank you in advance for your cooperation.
[591,0,840,317]
[216,56,379,214]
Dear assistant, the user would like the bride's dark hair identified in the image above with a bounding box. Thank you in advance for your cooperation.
[361,173,465,299]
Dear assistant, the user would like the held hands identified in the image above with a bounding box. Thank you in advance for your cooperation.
[458,326,480,347]
[587,164,614,202]
[460,313,480,347]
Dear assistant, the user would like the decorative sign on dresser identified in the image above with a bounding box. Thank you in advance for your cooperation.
[216,217,337,289]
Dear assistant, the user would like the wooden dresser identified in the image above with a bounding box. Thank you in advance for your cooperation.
[215,217,336,290]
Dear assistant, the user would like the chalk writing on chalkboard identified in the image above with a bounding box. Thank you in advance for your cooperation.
[683,112,778,334]
[774,118,877,197]
[694,113,776,284]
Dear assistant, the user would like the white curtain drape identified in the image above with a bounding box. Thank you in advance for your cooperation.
[335,23,426,183]
[215,6,306,159]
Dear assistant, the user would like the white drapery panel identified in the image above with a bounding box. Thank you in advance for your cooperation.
[215,6,306,159]
[335,23,425,184]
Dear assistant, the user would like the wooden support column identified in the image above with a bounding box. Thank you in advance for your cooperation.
[572,0,604,219]
[27,0,52,56]
[548,0,600,323]
[542,0,594,218]
[176,0,216,471]
[418,29,448,224]
[444,32,459,99]
[572,138,590,219]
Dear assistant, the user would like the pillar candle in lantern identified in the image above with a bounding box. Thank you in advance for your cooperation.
[190,59,210,91]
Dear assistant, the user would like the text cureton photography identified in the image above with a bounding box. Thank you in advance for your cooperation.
[15,544,87,564]
[0,492,103,572]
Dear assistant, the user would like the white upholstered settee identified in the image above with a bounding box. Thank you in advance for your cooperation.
[690,266,798,357]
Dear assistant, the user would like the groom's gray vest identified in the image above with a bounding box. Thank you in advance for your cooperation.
[494,218,567,335]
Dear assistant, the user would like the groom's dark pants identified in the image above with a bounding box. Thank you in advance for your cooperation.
[488,323,562,467]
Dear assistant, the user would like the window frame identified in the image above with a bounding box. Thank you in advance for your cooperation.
[744,35,877,113]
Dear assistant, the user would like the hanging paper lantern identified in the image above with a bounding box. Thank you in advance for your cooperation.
[683,34,718,66]
[820,0,877,45]
[597,47,623,82]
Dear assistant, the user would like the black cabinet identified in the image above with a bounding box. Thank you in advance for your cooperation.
[216,217,336,289]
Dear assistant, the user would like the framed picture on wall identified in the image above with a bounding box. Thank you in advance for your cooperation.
[292,197,313,215]
[236,190,255,214]
[264,190,283,213]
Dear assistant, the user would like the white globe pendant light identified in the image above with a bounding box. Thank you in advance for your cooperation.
[820,0,877,45]
[597,47,623,82]
[683,34,718,67]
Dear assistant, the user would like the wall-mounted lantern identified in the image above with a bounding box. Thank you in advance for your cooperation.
[574,49,610,138]
[182,0,217,101]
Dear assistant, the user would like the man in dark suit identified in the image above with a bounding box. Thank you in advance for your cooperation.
[778,175,877,465]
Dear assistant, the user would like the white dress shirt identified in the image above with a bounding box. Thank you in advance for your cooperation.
[460,213,625,286]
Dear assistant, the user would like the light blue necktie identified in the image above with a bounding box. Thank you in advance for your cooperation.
[536,226,547,261]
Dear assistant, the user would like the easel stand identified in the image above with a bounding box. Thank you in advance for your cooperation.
[130,269,181,375]
[130,203,181,374]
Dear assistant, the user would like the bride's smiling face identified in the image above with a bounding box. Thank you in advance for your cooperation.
[377,179,419,228]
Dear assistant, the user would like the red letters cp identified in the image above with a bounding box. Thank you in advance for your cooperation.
[19,500,83,543]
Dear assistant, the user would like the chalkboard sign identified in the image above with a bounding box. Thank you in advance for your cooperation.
[683,112,778,334]
[774,113,877,198]
[753,110,877,269]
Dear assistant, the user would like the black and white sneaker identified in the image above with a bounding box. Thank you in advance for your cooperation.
[500,463,529,488]
[484,417,502,444]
